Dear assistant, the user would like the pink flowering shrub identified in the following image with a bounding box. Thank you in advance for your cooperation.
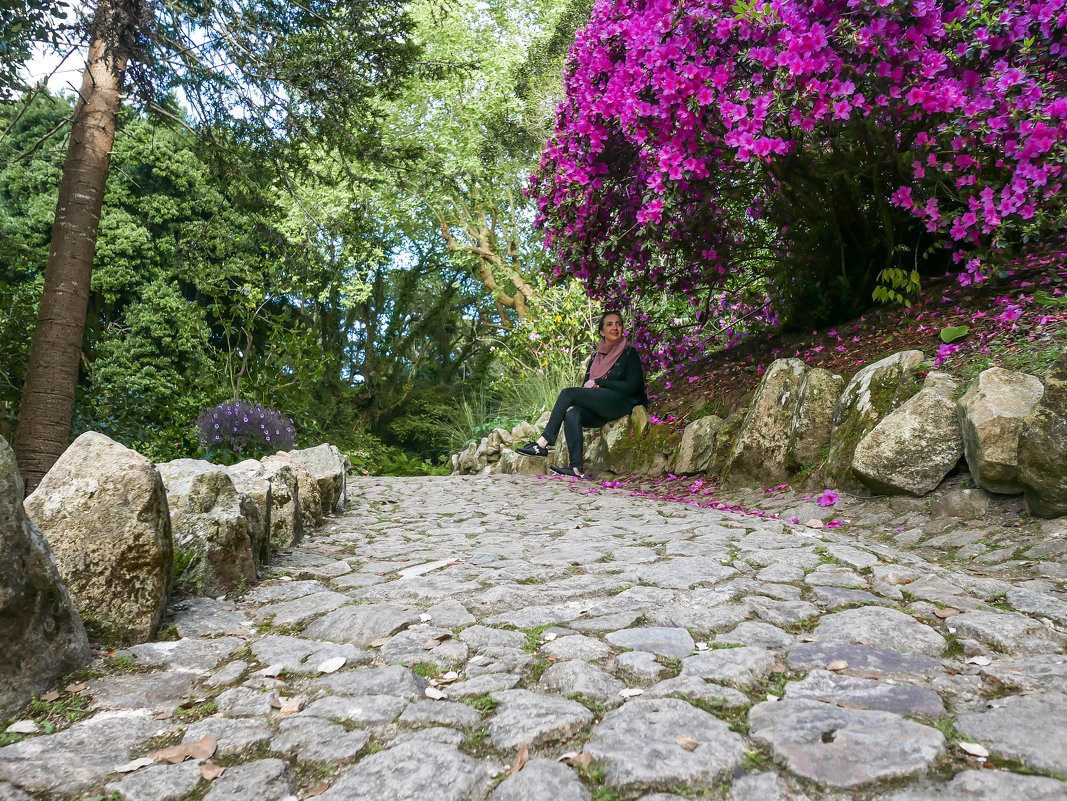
[533,0,1067,327]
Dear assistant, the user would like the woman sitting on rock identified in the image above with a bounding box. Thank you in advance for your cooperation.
[516,311,648,478]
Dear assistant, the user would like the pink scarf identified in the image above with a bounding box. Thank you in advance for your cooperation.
[589,336,628,381]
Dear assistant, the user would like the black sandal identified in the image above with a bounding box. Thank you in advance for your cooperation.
[516,441,549,457]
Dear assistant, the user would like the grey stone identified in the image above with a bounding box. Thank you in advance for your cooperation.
[980,654,1067,693]
[824,350,926,490]
[263,452,322,530]
[730,771,813,801]
[289,443,347,514]
[245,579,327,604]
[317,741,490,801]
[814,607,947,657]
[606,626,695,658]
[570,612,643,632]
[958,367,1045,495]
[804,566,869,589]
[202,758,294,801]
[121,637,244,672]
[156,458,261,596]
[715,622,794,650]
[1006,587,1067,627]
[540,660,626,704]
[487,689,594,750]
[783,669,945,717]
[24,432,173,645]
[680,646,776,687]
[749,698,944,787]
[299,694,408,725]
[0,436,90,717]
[216,685,277,717]
[400,700,482,728]
[250,591,349,626]
[0,783,32,801]
[271,716,369,762]
[379,626,469,669]
[644,676,751,708]
[670,415,723,475]
[956,692,1067,774]
[617,650,669,680]
[634,558,736,589]
[89,670,197,714]
[387,726,465,747]
[426,599,476,628]
[302,602,420,646]
[929,489,992,520]
[250,634,368,673]
[723,358,811,485]
[228,458,302,549]
[446,673,521,697]
[489,758,590,801]
[810,587,885,608]
[877,769,1067,800]
[786,368,845,473]
[788,641,942,676]
[459,625,527,651]
[172,597,249,638]
[0,713,162,796]
[182,717,272,756]
[105,760,204,801]
[951,609,1062,653]
[744,597,819,627]
[585,697,746,788]
[852,371,963,496]
[542,634,612,662]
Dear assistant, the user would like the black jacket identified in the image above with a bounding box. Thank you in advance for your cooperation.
[583,345,649,407]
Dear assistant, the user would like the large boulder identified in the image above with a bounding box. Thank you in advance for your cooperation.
[493,449,547,476]
[823,350,926,491]
[24,432,173,645]
[721,359,810,486]
[550,428,606,474]
[156,459,261,596]
[455,442,479,475]
[670,415,723,475]
[228,458,303,549]
[0,437,90,716]
[785,368,845,472]
[958,367,1045,494]
[708,410,745,477]
[1018,348,1067,518]
[289,444,347,514]
[263,453,323,530]
[599,408,676,476]
[851,372,963,496]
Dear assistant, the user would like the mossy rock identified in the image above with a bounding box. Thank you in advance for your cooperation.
[1018,347,1067,517]
[821,350,926,491]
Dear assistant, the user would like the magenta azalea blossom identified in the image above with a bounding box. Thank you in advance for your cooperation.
[816,490,840,507]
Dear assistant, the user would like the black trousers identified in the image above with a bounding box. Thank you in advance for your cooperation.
[542,387,634,469]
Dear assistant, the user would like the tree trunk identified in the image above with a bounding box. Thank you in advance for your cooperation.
[13,0,130,492]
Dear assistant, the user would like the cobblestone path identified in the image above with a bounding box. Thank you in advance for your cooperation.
[2,476,1066,801]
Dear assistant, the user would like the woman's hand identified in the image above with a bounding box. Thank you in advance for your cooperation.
[583,380,598,389]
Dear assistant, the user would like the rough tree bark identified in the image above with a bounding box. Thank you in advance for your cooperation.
[13,0,132,491]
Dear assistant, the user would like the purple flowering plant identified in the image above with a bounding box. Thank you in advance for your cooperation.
[196,400,297,463]
[533,0,1067,337]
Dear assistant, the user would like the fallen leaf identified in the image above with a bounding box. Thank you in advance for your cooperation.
[511,744,530,773]
[151,745,189,764]
[619,688,644,699]
[542,632,558,642]
[694,642,708,651]
[967,656,993,666]
[563,755,597,767]
[307,783,329,797]
[959,741,989,758]
[369,637,390,648]
[420,613,433,623]
[439,671,459,683]
[223,628,253,638]
[65,682,87,693]
[201,762,225,781]
[676,736,699,752]
[568,560,581,566]
[826,660,848,671]
[263,664,285,678]
[424,687,447,700]
[114,757,156,773]
[934,608,960,619]
[40,690,61,702]
[805,519,824,529]
[279,697,305,715]
[558,751,579,762]
[423,639,442,650]
[5,720,38,734]
[317,656,347,674]
[186,734,218,760]
[269,697,283,709]
[153,710,174,720]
